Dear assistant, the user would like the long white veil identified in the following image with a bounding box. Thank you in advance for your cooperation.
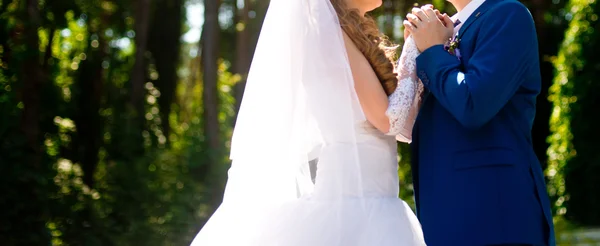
[190,0,421,244]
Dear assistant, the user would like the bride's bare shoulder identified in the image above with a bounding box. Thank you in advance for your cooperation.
[341,32,358,54]
[341,31,370,69]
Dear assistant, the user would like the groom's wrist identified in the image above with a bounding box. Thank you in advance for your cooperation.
[419,44,446,56]
[416,45,459,87]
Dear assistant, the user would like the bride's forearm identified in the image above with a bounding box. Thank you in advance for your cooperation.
[385,37,422,140]
[354,82,390,133]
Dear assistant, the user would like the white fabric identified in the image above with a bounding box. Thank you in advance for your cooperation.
[385,37,423,143]
[189,0,425,245]
[451,0,486,34]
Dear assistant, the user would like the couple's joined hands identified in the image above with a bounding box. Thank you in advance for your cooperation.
[403,5,454,53]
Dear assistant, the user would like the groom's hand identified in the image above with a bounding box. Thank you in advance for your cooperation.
[404,5,454,52]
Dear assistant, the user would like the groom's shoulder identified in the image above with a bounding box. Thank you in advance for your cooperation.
[488,0,534,23]
[491,0,532,16]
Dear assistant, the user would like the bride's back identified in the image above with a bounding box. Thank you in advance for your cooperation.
[303,1,402,199]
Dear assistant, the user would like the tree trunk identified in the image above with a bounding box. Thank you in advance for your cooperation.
[20,0,43,167]
[233,0,251,115]
[129,0,152,153]
[202,0,223,208]
[529,0,552,171]
[11,0,51,244]
[75,32,105,188]
[383,0,394,39]
[148,0,183,145]
[42,27,55,70]
[250,0,269,60]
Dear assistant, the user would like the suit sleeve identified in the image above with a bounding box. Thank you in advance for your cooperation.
[415,2,538,129]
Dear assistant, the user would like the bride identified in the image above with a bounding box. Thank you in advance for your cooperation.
[190,0,425,245]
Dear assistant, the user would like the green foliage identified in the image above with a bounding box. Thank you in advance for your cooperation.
[48,148,204,246]
[0,0,230,244]
[397,144,414,209]
[548,0,600,227]
[2,0,600,244]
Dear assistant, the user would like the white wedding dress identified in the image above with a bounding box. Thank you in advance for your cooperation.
[190,0,424,245]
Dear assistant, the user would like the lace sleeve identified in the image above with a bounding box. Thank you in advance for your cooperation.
[385,36,424,143]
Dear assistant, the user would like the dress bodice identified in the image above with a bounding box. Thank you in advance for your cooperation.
[311,37,422,199]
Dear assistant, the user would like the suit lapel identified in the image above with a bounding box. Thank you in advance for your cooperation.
[457,0,502,40]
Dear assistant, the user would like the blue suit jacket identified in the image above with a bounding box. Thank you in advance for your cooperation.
[412,0,556,245]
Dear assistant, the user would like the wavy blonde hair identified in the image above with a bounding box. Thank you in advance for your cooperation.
[330,0,398,95]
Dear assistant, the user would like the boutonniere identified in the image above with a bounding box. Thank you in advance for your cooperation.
[444,34,461,60]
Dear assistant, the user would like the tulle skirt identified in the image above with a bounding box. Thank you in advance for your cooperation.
[190,196,426,246]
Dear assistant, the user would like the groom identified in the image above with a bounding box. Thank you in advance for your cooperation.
[404,0,556,245]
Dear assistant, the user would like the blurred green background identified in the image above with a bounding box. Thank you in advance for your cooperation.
[1,0,599,245]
